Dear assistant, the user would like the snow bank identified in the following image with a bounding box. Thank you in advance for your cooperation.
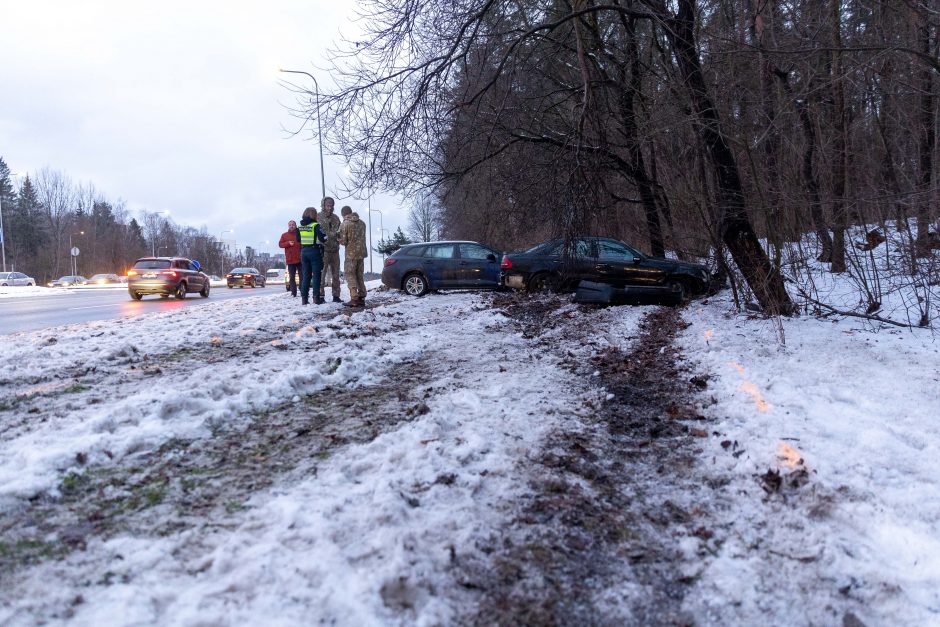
[0,286,70,299]
[0,287,605,625]
[678,290,940,625]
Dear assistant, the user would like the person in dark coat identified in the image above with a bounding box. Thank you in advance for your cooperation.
[278,220,301,297]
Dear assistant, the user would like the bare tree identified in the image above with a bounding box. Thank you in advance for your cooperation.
[34,167,75,278]
[407,192,444,242]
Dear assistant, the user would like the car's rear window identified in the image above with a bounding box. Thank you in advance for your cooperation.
[231,268,253,273]
[266,270,281,277]
[134,260,171,270]
[396,245,425,257]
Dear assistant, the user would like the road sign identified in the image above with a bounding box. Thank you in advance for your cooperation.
[71,247,80,257]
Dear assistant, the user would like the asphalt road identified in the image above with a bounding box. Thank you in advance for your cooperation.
[0,285,283,335]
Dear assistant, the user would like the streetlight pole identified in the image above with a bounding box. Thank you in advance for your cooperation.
[0,172,23,273]
[279,68,326,201]
[369,206,384,272]
[69,231,84,277]
[219,229,234,274]
[377,227,390,264]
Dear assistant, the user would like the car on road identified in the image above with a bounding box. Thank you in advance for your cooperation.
[500,237,711,303]
[48,275,87,287]
[381,241,502,297]
[126,257,210,300]
[226,267,266,288]
[0,271,36,286]
[88,273,123,285]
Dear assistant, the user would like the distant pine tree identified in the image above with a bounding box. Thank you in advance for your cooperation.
[375,227,412,255]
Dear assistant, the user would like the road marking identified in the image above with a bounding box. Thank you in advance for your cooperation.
[68,304,123,310]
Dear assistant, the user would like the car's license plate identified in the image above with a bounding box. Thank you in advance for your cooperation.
[143,272,157,278]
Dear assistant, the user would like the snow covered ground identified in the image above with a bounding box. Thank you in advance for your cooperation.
[677,290,940,625]
[1,266,939,625]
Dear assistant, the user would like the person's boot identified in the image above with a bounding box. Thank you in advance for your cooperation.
[332,295,342,303]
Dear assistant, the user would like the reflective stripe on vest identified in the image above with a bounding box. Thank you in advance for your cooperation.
[298,222,320,246]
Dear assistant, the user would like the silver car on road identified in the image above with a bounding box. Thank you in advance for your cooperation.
[0,272,36,286]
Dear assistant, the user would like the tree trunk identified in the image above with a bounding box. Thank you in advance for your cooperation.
[665,0,794,314]
[915,3,935,257]
[829,0,848,272]
[622,15,666,257]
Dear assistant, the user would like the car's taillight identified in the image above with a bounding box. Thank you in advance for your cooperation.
[226,274,233,278]
[161,270,178,278]
[127,270,138,276]
[384,258,396,267]
[500,255,512,269]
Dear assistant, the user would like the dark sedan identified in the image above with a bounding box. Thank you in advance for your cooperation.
[381,241,502,296]
[226,267,266,288]
[48,275,88,287]
[500,237,711,303]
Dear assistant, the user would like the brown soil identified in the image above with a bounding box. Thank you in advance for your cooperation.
[463,295,710,626]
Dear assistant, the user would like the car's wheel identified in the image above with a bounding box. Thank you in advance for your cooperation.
[667,279,692,305]
[0,283,7,286]
[527,272,561,293]
[28,281,35,286]
[403,273,429,296]
[129,291,142,301]
[200,281,210,298]
[175,283,187,299]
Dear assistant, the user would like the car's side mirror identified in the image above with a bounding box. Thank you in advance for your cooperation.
[487,254,496,261]
[633,256,642,264]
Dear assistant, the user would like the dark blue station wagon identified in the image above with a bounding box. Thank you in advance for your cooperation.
[381,241,502,296]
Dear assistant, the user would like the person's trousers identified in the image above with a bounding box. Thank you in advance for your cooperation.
[300,247,324,303]
[345,257,366,302]
[287,263,300,296]
[319,249,341,299]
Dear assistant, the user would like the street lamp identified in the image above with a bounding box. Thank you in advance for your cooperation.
[377,227,390,264]
[279,68,326,201]
[369,206,384,274]
[0,172,24,273]
[219,229,234,274]
[69,231,84,277]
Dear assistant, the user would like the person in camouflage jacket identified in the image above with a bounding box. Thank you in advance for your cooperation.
[318,197,343,303]
[338,205,368,306]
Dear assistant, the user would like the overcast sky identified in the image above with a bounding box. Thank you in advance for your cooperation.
[0,0,405,259]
